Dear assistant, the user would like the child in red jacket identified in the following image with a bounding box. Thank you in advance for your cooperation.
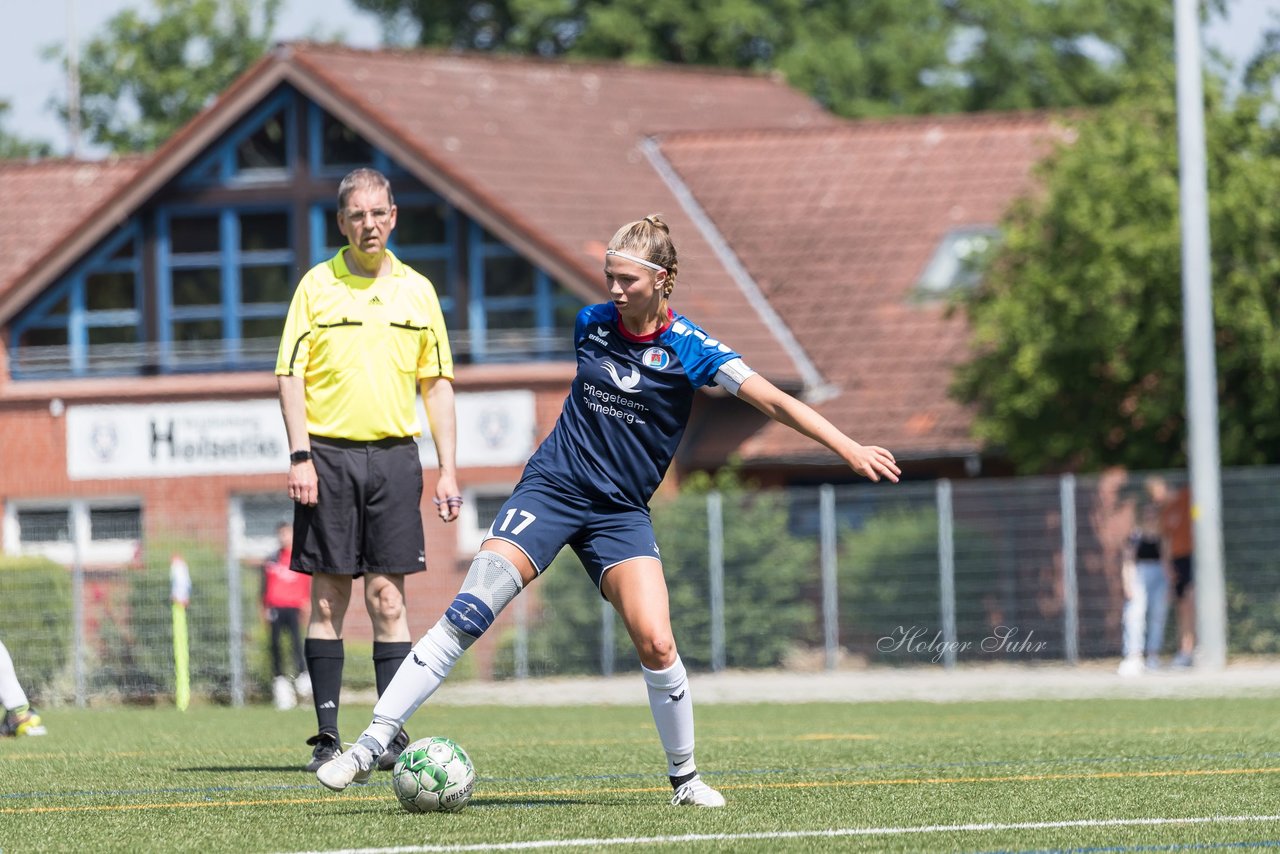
[263,521,311,709]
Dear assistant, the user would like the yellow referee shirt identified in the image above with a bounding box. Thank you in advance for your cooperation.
[275,249,454,441]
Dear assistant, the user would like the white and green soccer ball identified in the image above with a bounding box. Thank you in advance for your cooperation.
[391,736,476,813]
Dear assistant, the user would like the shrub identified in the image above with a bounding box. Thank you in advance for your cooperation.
[0,556,72,700]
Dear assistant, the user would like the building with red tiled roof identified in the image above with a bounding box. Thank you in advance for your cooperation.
[0,43,1059,638]
[656,114,1062,479]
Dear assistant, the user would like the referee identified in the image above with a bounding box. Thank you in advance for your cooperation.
[276,167,460,773]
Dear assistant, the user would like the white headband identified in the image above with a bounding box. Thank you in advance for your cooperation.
[606,249,666,273]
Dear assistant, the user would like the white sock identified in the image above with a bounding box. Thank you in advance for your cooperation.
[358,620,469,753]
[643,655,696,778]
[0,641,29,711]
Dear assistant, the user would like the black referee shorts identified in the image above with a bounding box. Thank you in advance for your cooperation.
[291,435,427,577]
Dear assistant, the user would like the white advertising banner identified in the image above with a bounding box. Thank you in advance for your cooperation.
[66,390,537,480]
[417,389,536,469]
[66,400,287,480]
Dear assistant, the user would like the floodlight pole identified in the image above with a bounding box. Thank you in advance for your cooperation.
[1173,0,1227,671]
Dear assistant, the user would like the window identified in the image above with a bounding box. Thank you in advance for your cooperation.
[307,104,407,177]
[392,196,456,319]
[236,108,288,174]
[14,326,69,375]
[183,93,295,186]
[159,208,294,370]
[16,508,71,544]
[456,487,515,555]
[4,501,142,566]
[8,226,142,378]
[229,493,294,560]
[89,507,143,541]
[317,108,373,171]
[916,227,1001,296]
[467,223,579,363]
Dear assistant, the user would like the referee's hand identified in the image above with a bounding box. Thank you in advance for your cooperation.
[287,460,318,506]
[433,475,462,523]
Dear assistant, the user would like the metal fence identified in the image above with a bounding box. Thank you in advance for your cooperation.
[4,466,1279,707]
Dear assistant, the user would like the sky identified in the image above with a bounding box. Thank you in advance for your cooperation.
[1,0,1278,158]
[0,0,384,155]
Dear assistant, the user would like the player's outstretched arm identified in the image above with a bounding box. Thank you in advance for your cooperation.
[736,374,901,483]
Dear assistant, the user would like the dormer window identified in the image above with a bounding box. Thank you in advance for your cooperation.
[917,226,1000,296]
[182,92,295,187]
[234,107,288,176]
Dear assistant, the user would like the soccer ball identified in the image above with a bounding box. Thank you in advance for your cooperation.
[391,736,476,813]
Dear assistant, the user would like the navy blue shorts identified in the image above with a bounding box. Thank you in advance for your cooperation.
[484,472,660,589]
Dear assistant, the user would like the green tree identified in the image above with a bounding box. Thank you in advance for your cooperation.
[0,102,53,158]
[352,0,1217,117]
[46,0,281,153]
[952,72,1280,473]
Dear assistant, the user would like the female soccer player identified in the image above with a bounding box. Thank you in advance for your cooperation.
[317,215,900,806]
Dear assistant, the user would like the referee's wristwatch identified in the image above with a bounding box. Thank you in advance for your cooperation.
[289,450,313,465]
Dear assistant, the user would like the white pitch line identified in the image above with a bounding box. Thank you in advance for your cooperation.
[287,813,1280,854]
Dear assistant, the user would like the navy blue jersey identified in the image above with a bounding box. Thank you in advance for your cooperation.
[524,303,741,511]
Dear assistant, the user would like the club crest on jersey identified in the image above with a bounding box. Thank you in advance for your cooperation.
[641,347,670,370]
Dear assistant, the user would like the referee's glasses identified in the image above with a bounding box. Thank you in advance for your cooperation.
[344,208,392,225]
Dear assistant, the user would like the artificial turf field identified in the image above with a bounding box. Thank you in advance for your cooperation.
[4,695,1280,853]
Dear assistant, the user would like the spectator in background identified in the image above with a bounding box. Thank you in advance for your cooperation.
[0,640,46,737]
[1151,477,1195,668]
[1118,500,1170,676]
[262,521,311,710]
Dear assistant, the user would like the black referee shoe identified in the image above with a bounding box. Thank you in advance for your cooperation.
[305,732,341,772]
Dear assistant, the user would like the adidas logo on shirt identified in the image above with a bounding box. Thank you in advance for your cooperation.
[369,295,383,305]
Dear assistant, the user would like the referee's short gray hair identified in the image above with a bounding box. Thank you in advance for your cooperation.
[337,168,395,209]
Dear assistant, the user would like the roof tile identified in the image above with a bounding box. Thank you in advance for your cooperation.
[0,157,144,288]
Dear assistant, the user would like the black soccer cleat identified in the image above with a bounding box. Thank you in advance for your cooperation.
[376,728,409,771]
[305,732,342,772]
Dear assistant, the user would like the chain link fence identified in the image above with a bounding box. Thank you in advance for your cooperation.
[4,467,1277,707]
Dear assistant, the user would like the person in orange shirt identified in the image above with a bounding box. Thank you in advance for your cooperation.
[1150,477,1195,668]
[262,521,312,709]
